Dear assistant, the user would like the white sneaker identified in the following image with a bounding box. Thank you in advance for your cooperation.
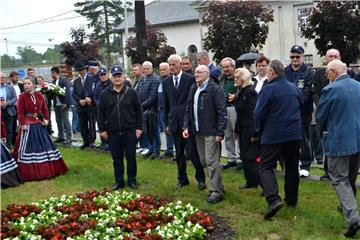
[299,169,310,177]
[136,148,144,153]
[141,148,150,156]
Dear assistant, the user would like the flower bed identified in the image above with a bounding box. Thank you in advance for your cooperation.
[1,189,214,239]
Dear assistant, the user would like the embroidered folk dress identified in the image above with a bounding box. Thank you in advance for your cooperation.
[12,91,68,181]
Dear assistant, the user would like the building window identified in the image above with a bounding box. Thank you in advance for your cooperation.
[304,54,313,67]
[297,8,311,32]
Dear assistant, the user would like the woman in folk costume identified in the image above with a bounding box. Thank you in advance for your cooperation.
[1,112,23,188]
[12,78,68,181]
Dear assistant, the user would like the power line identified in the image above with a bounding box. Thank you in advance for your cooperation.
[0,39,52,47]
[0,10,75,30]
[41,16,82,23]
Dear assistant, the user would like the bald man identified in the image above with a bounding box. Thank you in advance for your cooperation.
[316,59,360,238]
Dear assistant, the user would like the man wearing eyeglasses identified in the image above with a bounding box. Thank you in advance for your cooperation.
[285,45,314,178]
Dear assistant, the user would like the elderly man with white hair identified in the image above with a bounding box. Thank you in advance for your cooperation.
[136,61,160,159]
[316,59,360,238]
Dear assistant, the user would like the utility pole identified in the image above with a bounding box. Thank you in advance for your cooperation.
[4,38,9,55]
[123,1,129,70]
[135,0,146,63]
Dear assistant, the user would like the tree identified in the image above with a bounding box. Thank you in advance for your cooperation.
[125,22,176,66]
[201,1,274,63]
[16,46,43,65]
[60,26,101,67]
[74,0,132,68]
[300,1,360,65]
[43,45,62,64]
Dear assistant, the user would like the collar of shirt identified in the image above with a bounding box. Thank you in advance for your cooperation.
[255,74,268,82]
[197,79,209,90]
[173,70,183,81]
[335,73,347,81]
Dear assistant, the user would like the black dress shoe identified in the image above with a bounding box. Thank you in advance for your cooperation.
[264,201,283,220]
[235,163,243,171]
[222,161,237,170]
[80,143,90,150]
[111,182,125,190]
[63,139,72,144]
[239,183,258,189]
[150,153,160,160]
[286,201,297,208]
[197,182,206,191]
[128,182,138,189]
[338,205,343,213]
[207,193,223,204]
[176,182,189,189]
[344,221,360,238]
[320,174,331,181]
[54,138,65,143]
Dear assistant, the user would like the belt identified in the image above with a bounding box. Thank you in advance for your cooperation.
[24,112,43,120]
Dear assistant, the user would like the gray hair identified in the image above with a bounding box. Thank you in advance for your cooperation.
[168,54,182,63]
[196,50,210,60]
[220,57,236,67]
[234,68,253,88]
[159,62,170,69]
[269,60,285,77]
[142,61,153,68]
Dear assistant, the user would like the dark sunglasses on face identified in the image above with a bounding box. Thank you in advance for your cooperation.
[290,55,301,59]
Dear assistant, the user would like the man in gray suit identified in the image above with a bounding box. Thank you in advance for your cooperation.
[0,72,17,148]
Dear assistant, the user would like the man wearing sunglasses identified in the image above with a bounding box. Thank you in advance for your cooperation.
[285,45,314,178]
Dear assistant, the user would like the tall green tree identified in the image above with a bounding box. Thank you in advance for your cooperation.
[74,0,132,68]
[125,22,176,66]
[201,1,274,62]
[16,46,43,65]
[300,1,360,65]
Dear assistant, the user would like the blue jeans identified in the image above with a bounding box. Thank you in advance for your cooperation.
[158,110,174,154]
[71,106,80,133]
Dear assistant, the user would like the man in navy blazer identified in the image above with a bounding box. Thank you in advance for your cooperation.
[51,66,72,144]
[163,54,206,190]
[72,63,97,149]
[0,72,17,148]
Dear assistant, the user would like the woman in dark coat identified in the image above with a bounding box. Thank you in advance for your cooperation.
[234,68,261,189]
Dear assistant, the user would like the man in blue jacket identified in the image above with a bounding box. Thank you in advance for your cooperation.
[285,45,313,177]
[255,60,303,220]
[316,60,360,238]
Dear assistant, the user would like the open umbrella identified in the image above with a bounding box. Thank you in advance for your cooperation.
[237,52,260,62]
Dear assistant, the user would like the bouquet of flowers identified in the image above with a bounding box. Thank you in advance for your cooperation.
[36,83,65,97]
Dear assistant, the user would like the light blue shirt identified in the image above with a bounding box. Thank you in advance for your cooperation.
[194,79,209,131]
[0,85,7,101]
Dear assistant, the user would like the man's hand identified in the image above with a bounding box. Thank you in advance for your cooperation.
[233,132,239,139]
[165,126,172,135]
[61,104,67,110]
[1,138,6,144]
[100,131,108,139]
[136,129,142,139]
[79,99,86,106]
[228,94,236,102]
[42,119,49,126]
[85,97,92,105]
[182,129,189,139]
[250,137,259,142]
[215,136,223,142]
[0,100,7,107]
[21,125,28,131]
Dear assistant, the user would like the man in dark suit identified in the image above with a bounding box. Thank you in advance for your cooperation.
[196,50,221,83]
[72,63,96,149]
[9,71,24,145]
[0,72,17,149]
[50,66,72,144]
[163,54,206,190]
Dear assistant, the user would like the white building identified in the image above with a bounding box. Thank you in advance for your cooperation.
[118,0,323,68]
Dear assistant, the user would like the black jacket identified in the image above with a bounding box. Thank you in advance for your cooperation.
[163,71,195,133]
[184,80,227,137]
[97,86,142,134]
[285,63,313,115]
[72,73,94,112]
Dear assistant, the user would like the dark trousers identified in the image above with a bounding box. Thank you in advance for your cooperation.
[108,131,137,185]
[173,131,205,185]
[11,112,18,145]
[300,115,312,170]
[311,124,324,162]
[260,140,300,205]
[78,109,96,144]
[2,110,14,149]
[243,158,261,187]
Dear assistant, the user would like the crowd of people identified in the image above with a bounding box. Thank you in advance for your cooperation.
[1,46,360,237]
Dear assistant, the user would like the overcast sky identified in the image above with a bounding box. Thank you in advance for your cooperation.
[0,0,154,57]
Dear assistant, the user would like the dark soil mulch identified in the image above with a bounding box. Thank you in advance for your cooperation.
[206,212,235,240]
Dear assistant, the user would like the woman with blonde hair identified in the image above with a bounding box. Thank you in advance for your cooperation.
[234,68,262,190]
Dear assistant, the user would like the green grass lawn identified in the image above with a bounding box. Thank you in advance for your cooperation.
[1,147,356,239]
